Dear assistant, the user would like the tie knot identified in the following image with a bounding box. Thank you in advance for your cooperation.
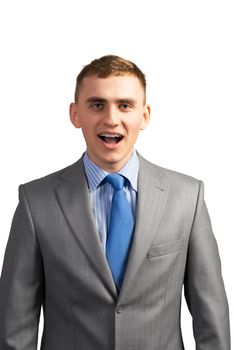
[106,174,124,190]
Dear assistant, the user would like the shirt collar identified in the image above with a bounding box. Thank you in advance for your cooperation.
[83,151,139,192]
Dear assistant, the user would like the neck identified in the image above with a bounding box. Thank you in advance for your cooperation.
[86,151,135,173]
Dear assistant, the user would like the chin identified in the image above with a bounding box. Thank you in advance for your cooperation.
[102,156,121,166]
[101,153,131,170]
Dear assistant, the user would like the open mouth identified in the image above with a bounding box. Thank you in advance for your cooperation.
[98,133,124,144]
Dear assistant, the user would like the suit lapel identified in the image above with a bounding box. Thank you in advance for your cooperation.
[119,155,170,300]
[55,157,117,297]
[54,155,169,300]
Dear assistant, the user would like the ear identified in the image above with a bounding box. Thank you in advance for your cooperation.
[140,104,151,130]
[69,103,81,128]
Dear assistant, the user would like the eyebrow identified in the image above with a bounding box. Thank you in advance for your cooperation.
[85,97,137,105]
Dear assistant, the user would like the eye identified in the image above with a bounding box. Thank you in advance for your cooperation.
[119,103,132,111]
[89,102,104,110]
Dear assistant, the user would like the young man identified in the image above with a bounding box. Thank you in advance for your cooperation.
[0,55,230,349]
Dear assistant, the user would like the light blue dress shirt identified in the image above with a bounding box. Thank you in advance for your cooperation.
[83,151,139,252]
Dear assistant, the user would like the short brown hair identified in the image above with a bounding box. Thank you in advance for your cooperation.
[74,55,146,103]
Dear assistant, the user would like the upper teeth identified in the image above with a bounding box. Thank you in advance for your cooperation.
[99,134,122,138]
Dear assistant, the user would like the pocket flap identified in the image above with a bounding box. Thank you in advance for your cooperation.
[147,238,184,259]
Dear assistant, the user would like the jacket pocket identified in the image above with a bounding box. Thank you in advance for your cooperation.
[147,238,184,259]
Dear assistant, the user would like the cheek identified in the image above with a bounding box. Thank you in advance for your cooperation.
[126,118,144,134]
[126,128,141,144]
[80,126,94,142]
[79,117,96,133]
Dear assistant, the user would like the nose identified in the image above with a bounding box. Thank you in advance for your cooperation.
[103,105,120,127]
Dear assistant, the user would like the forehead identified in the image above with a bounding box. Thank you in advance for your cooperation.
[78,74,145,101]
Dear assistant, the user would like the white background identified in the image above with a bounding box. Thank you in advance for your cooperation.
[0,0,233,348]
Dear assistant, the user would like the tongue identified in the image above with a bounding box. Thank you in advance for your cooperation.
[103,136,119,144]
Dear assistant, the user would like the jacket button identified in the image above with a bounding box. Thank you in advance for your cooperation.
[116,305,124,314]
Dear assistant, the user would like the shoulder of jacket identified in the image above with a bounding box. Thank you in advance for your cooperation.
[20,159,81,195]
[138,153,201,190]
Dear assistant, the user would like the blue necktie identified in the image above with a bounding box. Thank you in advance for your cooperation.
[105,174,134,289]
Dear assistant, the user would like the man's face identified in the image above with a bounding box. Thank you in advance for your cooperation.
[70,74,150,172]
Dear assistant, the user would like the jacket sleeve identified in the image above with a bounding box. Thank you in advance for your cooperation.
[184,181,230,349]
[0,185,44,350]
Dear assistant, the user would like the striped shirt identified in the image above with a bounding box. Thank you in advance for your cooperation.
[83,151,139,252]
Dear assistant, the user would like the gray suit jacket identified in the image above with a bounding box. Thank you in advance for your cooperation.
[0,154,230,350]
